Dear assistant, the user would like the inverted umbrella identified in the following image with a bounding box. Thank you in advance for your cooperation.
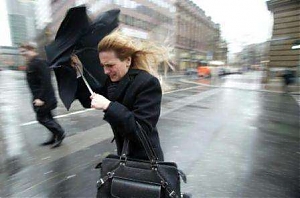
[45,6,90,67]
[45,6,120,109]
[76,9,120,50]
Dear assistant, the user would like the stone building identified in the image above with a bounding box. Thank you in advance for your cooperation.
[267,0,300,78]
[35,0,227,71]
[174,0,225,70]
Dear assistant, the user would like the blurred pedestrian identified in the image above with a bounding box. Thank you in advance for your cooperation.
[72,31,167,161]
[19,42,65,148]
[281,70,294,93]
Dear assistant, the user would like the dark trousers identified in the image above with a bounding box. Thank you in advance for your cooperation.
[36,110,64,137]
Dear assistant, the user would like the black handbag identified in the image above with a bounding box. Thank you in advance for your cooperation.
[96,122,186,198]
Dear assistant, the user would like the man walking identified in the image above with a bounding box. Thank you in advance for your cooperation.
[19,42,65,148]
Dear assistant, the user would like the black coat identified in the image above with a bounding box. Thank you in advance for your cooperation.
[76,69,164,161]
[26,56,57,112]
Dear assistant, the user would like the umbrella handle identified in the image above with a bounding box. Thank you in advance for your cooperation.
[75,64,94,95]
[71,54,94,95]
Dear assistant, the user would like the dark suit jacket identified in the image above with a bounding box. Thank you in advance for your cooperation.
[76,69,164,161]
[26,56,57,112]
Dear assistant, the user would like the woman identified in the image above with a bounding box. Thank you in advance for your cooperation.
[74,31,167,161]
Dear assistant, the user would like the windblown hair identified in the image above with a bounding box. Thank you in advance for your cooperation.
[97,31,169,76]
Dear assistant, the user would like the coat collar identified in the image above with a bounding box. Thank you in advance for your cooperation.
[109,69,141,101]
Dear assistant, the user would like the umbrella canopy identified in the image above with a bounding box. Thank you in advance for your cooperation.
[75,9,120,50]
[45,6,90,67]
[45,6,120,109]
[54,49,107,110]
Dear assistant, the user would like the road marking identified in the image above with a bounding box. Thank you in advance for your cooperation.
[20,108,95,126]
[163,85,205,94]
[20,85,206,126]
[41,156,51,160]
[20,120,38,126]
[180,79,286,94]
[161,88,220,116]
[66,174,76,179]
[292,95,300,106]
[44,170,53,175]
[180,79,219,88]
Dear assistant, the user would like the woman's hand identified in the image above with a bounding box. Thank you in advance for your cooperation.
[70,54,83,77]
[90,93,111,110]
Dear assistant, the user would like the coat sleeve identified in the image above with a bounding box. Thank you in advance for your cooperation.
[103,76,162,143]
[36,60,53,101]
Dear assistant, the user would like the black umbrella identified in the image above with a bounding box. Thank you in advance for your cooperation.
[75,9,120,50]
[45,6,120,110]
[45,6,90,67]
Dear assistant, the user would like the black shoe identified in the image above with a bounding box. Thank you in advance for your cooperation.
[40,136,56,146]
[51,133,65,149]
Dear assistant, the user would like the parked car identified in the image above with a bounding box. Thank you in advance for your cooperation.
[218,68,227,76]
[218,67,242,76]
[229,68,243,74]
[185,68,197,75]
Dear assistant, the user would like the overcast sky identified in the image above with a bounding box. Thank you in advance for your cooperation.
[0,0,273,52]
[0,0,11,46]
[192,0,273,53]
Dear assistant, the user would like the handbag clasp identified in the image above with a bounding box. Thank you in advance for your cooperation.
[151,159,158,170]
[107,171,114,178]
[120,154,127,165]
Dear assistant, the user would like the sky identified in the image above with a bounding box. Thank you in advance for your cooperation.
[192,0,273,53]
[0,0,11,46]
[0,0,273,52]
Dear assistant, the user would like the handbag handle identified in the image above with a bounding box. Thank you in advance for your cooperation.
[136,121,158,162]
[121,121,158,162]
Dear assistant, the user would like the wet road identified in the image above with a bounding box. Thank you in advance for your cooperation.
[0,70,299,197]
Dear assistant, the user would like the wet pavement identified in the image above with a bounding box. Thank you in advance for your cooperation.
[0,70,299,197]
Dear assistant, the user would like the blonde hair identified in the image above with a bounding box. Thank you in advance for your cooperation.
[97,31,169,77]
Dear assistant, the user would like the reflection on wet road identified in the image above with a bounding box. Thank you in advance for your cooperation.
[0,71,24,176]
[0,70,299,197]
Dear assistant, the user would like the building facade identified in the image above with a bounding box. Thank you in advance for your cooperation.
[267,0,300,76]
[214,40,228,66]
[0,46,24,69]
[174,0,225,70]
[5,0,36,46]
[35,0,227,71]
[234,41,270,70]
[35,0,52,30]
[42,0,174,42]
[36,0,175,60]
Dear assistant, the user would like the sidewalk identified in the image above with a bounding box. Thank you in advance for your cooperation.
[263,78,300,94]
